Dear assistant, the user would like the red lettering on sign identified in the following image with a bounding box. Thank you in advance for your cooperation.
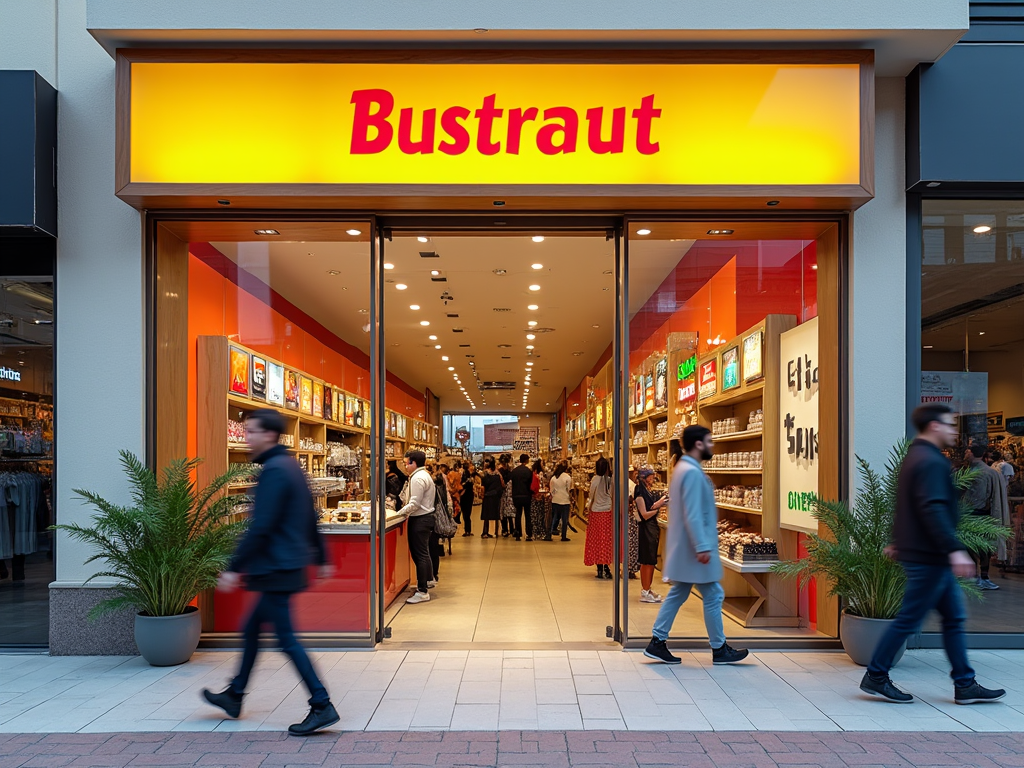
[475,94,503,156]
[586,106,625,154]
[632,95,661,155]
[438,106,471,155]
[398,108,436,154]
[350,89,394,154]
[506,107,539,155]
[537,106,579,155]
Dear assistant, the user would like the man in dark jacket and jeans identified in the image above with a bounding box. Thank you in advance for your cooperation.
[510,453,534,541]
[860,403,1004,705]
[202,409,339,735]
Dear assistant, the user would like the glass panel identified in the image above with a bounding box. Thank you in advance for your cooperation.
[0,275,54,645]
[164,223,373,641]
[627,221,832,642]
[381,229,615,643]
[921,200,1024,634]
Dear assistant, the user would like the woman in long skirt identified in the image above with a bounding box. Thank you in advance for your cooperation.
[479,457,503,538]
[583,457,614,579]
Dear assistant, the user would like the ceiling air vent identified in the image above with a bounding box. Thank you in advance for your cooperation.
[446,313,459,318]
[526,327,556,334]
[419,251,440,258]
[459,344,471,348]
[493,308,513,313]
[480,381,517,390]
[452,328,464,333]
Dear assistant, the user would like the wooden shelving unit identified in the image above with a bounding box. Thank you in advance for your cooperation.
[695,315,799,628]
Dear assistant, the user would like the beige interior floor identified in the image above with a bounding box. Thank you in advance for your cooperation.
[385,519,824,645]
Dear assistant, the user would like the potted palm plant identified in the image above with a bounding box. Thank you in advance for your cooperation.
[772,441,1010,666]
[55,451,250,666]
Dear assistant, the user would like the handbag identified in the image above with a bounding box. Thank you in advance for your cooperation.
[432,479,457,538]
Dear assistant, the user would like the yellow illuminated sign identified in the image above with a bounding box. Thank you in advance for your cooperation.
[129,62,861,186]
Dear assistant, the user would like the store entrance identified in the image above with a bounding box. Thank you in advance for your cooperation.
[377,224,622,645]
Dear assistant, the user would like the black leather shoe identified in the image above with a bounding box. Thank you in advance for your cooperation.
[288,702,340,736]
[859,672,913,703]
[202,687,242,718]
[955,680,1005,704]
[712,643,750,665]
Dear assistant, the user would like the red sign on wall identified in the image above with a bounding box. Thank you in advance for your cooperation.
[698,359,718,401]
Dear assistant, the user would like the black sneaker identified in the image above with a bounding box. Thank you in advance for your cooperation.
[955,681,1006,704]
[712,643,749,665]
[202,686,242,718]
[859,672,913,703]
[288,702,340,736]
[643,638,681,664]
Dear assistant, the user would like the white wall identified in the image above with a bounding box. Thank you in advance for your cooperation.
[53,0,144,584]
[850,77,907,481]
[0,0,57,83]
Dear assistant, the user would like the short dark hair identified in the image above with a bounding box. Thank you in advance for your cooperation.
[247,408,286,439]
[911,403,954,433]
[991,450,1003,461]
[683,425,712,452]
[484,457,495,470]
[968,440,989,457]
[595,457,610,476]
[405,449,426,468]
[519,453,529,464]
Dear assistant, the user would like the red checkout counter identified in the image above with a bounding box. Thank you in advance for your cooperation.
[213,511,411,634]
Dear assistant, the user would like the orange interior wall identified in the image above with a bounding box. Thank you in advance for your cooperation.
[187,252,423,459]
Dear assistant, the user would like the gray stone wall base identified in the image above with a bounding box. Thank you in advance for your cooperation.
[49,587,138,656]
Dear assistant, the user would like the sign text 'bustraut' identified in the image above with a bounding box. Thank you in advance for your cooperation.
[350,91,662,156]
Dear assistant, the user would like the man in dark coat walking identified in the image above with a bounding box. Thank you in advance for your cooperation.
[202,408,339,735]
[860,403,1004,705]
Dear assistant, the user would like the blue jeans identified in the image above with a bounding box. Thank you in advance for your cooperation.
[232,591,330,707]
[868,562,975,687]
[550,503,570,538]
[652,581,726,648]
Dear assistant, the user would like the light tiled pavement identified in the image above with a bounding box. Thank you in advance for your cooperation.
[1,649,1023,735]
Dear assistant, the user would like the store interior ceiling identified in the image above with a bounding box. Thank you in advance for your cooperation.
[210,235,687,414]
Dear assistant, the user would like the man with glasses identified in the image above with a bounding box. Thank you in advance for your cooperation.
[860,403,1005,705]
[202,409,339,735]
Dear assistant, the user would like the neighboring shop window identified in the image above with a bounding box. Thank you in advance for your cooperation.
[921,201,1024,633]
[0,276,54,645]
[626,222,836,639]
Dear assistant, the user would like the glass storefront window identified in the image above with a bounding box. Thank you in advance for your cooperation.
[626,221,836,641]
[0,274,55,645]
[921,200,1024,634]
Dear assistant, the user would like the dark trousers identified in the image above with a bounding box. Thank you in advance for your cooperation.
[429,533,442,579]
[971,510,992,578]
[513,497,532,539]
[461,493,475,534]
[231,591,330,708]
[550,503,571,539]
[501,516,512,536]
[408,513,434,593]
[868,562,975,687]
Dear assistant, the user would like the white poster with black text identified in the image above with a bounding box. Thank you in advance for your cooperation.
[779,317,819,534]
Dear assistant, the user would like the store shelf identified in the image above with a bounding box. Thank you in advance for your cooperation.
[227,442,250,451]
[716,502,762,515]
[227,482,257,491]
[705,468,762,475]
[711,429,763,443]
[701,386,764,409]
[721,555,777,573]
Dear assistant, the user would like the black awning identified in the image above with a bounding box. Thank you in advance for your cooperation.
[0,71,57,238]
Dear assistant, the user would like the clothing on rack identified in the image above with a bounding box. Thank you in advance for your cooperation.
[0,471,49,561]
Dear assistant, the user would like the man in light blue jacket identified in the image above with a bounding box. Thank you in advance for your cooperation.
[644,425,749,665]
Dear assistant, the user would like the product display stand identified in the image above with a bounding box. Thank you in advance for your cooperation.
[695,315,798,628]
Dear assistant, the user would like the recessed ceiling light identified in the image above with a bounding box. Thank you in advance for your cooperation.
[923,345,934,349]
[526,362,534,367]
[435,344,442,349]
[448,366,455,371]
[493,269,507,275]
[253,229,280,236]
[532,236,545,243]
[973,225,992,234]
[430,270,440,276]
[979,331,986,335]
[428,334,437,340]
[572,351,583,356]
[418,236,429,243]
[327,269,340,276]
[384,263,395,270]
[420,320,430,326]
[442,355,449,361]
[526,333,536,340]
[410,304,420,310]
[592,324,600,328]
[527,304,538,311]
[528,320,538,327]
[396,283,408,290]
[526,344,534,350]
[358,308,368,313]
[346,229,362,236]
[529,285,540,291]
[636,228,651,236]
[531,263,543,270]
[707,229,735,236]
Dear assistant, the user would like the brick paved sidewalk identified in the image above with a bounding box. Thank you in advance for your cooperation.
[3,730,1024,768]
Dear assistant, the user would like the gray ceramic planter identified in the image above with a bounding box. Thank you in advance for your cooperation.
[840,610,906,667]
[134,606,201,666]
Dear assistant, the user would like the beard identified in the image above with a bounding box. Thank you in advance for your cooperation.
[700,446,713,462]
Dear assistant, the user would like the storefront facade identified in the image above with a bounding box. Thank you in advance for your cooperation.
[0,0,968,652]
[906,0,1024,648]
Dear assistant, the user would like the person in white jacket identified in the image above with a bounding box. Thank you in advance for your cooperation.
[644,425,749,666]
[399,450,436,604]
